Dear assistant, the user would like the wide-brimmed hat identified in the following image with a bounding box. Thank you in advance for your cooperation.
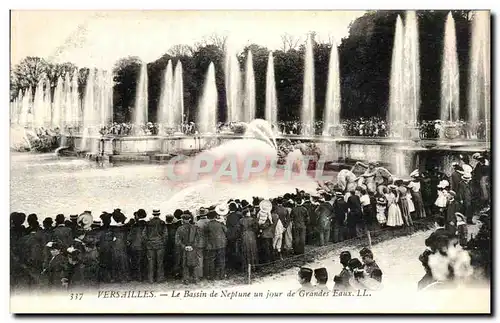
[462,173,472,180]
[215,203,229,216]
[152,209,161,217]
[388,184,397,190]
[447,190,456,198]
[198,207,209,217]
[455,212,466,222]
[376,197,387,204]
[259,200,273,213]
[409,169,420,178]
[472,153,483,160]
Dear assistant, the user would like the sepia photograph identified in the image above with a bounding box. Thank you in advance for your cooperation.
[8,8,491,314]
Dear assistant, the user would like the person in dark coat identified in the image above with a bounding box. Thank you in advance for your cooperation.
[110,209,130,283]
[165,214,179,278]
[204,206,228,280]
[82,240,100,289]
[10,212,27,291]
[445,191,459,232]
[304,194,317,245]
[225,202,242,270]
[449,163,463,194]
[53,214,73,248]
[98,212,114,283]
[42,217,54,243]
[315,193,334,246]
[62,248,87,291]
[332,192,348,243]
[238,207,259,272]
[333,251,353,291]
[346,190,363,239]
[291,196,309,255]
[143,209,168,283]
[175,213,201,284]
[68,214,79,237]
[127,209,147,282]
[18,217,45,288]
[457,173,473,224]
[41,241,67,291]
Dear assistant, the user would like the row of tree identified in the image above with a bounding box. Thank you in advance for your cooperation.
[10,10,475,124]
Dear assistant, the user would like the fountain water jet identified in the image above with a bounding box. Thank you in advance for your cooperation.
[301,34,315,136]
[197,62,218,134]
[469,11,490,141]
[441,12,460,124]
[71,69,79,127]
[134,62,149,129]
[389,15,404,137]
[80,68,96,152]
[158,60,174,129]
[173,61,184,130]
[52,76,63,128]
[244,50,256,122]
[403,11,420,127]
[323,40,341,135]
[265,51,278,127]
[43,78,52,127]
[64,73,72,127]
[224,38,242,122]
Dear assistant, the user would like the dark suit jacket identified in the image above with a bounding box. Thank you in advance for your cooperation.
[204,220,227,250]
[290,206,309,228]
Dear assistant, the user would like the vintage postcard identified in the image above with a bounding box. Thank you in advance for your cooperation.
[9,9,491,314]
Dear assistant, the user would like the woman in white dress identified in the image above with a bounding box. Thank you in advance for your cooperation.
[385,185,404,227]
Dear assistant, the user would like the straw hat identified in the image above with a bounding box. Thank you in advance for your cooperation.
[409,169,420,178]
[215,203,229,216]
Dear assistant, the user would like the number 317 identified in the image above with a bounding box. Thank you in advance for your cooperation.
[70,293,83,300]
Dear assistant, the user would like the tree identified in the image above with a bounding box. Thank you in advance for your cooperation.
[10,57,48,99]
[113,56,142,122]
[167,44,195,57]
[281,33,301,52]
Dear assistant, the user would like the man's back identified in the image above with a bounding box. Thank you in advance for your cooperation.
[205,220,227,250]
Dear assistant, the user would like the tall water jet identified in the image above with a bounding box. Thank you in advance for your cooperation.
[301,34,315,136]
[323,40,341,135]
[106,69,114,124]
[43,78,52,127]
[388,15,407,176]
[33,78,45,128]
[469,11,490,141]
[133,62,148,128]
[71,69,79,127]
[224,38,242,122]
[389,15,404,137]
[265,51,278,127]
[197,62,218,134]
[173,61,184,129]
[402,11,420,127]
[244,50,256,122]
[20,87,31,126]
[64,73,72,127]
[52,76,63,128]
[158,60,174,129]
[80,68,95,151]
[441,12,460,124]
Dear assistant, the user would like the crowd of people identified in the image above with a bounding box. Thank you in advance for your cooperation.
[10,151,490,292]
[19,118,489,140]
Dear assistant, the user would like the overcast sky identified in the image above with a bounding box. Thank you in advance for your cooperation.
[11,10,365,69]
